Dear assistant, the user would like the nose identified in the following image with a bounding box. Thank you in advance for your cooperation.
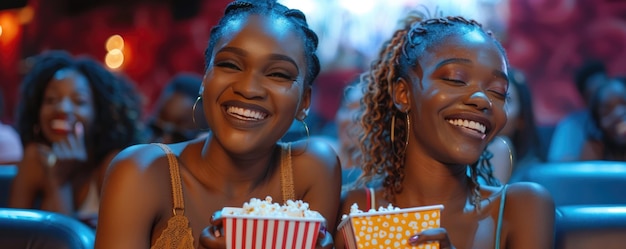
[232,72,267,99]
[466,91,493,111]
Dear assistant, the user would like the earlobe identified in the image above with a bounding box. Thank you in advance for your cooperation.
[296,108,309,121]
[392,77,411,112]
[297,87,312,121]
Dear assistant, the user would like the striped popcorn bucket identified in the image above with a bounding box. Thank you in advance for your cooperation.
[338,204,444,249]
[222,207,325,249]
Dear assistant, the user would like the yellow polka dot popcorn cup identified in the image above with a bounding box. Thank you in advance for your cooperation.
[338,204,444,249]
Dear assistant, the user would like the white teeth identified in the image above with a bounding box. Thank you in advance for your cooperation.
[447,119,486,134]
[227,106,267,120]
[51,119,71,131]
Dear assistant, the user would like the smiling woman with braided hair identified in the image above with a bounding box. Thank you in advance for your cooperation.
[336,11,554,249]
[95,1,341,248]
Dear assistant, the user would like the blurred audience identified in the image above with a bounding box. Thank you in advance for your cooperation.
[548,60,610,161]
[9,50,144,228]
[146,72,205,144]
[334,79,364,169]
[0,89,23,165]
[580,76,626,161]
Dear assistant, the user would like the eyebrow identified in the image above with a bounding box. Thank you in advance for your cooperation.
[217,46,300,73]
[436,58,508,82]
[435,58,472,69]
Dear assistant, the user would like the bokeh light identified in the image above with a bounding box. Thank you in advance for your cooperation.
[105,34,124,51]
[105,48,124,69]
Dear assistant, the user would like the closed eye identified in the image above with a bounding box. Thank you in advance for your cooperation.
[215,61,241,71]
[489,90,508,100]
[267,72,295,81]
[442,78,466,85]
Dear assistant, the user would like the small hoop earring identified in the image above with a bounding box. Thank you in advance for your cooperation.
[192,96,210,131]
[391,112,409,158]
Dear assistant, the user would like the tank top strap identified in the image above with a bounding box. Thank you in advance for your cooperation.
[154,143,185,215]
[494,184,508,249]
[280,142,295,202]
[364,187,376,211]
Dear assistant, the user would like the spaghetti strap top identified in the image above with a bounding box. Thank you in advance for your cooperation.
[365,187,376,210]
[365,185,509,249]
[280,142,296,201]
[494,184,508,249]
[151,143,195,249]
[150,143,295,248]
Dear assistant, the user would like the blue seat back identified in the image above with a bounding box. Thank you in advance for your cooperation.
[0,208,95,249]
[510,161,626,206]
[555,205,626,249]
[0,165,17,207]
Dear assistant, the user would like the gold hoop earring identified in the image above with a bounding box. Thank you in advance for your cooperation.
[300,119,310,141]
[391,112,409,158]
[192,96,209,131]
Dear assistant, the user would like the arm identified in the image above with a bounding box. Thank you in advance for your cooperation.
[506,182,555,249]
[9,143,45,209]
[293,138,342,233]
[95,145,167,249]
[334,188,369,249]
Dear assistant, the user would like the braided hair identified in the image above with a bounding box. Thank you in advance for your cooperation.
[204,0,320,86]
[16,50,143,168]
[356,11,508,206]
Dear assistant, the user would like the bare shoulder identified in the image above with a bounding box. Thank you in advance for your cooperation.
[505,181,554,206]
[501,182,555,248]
[290,137,340,172]
[340,187,369,214]
[103,143,172,196]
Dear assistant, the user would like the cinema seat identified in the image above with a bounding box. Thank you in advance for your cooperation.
[0,165,17,207]
[0,208,95,249]
[555,205,626,249]
[510,160,626,206]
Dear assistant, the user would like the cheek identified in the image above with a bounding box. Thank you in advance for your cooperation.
[80,104,96,120]
[495,102,509,129]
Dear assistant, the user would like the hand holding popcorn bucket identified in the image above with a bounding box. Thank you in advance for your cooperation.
[338,203,444,249]
[221,197,326,249]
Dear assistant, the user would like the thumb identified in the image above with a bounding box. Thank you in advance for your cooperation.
[75,121,84,137]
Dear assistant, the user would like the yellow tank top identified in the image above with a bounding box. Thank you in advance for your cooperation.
[150,142,295,249]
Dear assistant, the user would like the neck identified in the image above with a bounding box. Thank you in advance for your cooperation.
[196,136,279,193]
[393,155,471,211]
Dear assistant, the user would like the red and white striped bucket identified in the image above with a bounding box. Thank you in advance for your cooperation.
[222,207,325,249]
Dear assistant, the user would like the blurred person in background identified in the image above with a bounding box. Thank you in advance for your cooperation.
[548,60,610,161]
[580,76,626,161]
[9,50,144,228]
[147,72,206,144]
[0,88,23,165]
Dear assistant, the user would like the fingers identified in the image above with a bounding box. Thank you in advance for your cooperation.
[199,225,226,249]
[51,121,87,162]
[211,210,223,226]
[74,122,86,151]
[316,228,334,249]
[408,228,454,249]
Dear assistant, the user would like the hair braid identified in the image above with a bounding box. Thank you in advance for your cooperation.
[357,27,411,202]
[204,0,320,86]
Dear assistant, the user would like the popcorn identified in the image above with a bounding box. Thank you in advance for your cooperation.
[221,196,326,249]
[343,203,401,219]
[225,196,323,219]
